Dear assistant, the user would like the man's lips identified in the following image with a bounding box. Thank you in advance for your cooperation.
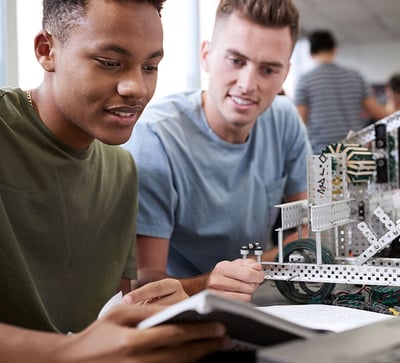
[230,95,257,106]
[105,105,145,127]
[107,105,144,117]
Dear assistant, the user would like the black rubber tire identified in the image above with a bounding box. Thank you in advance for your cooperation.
[274,239,336,304]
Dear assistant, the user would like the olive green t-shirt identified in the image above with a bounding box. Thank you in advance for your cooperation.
[0,87,137,333]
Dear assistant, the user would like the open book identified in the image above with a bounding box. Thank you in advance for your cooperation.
[137,290,328,348]
[259,303,394,333]
[101,289,394,349]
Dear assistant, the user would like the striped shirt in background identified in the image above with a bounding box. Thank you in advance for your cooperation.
[295,63,371,154]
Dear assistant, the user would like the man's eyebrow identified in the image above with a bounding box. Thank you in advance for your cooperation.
[98,44,164,59]
[226,48,283,68]
[149,49,164,59]
[226,49,248,60]
[260,60,283,68]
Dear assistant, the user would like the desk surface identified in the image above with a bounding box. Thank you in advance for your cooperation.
[253,281,400,363]
[201,282,399,363]
[257,317,400,363]
[251,280,289,306]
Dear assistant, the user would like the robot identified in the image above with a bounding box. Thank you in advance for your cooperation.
[243,111,400,304]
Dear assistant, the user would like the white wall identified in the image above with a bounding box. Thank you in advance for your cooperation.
[338,41,400,85]
[2,0,18,86]
[287,39,400,103]
[16,0,42,89]
[13,0,216,101]
[152,1,189,102]
[11,1,400,97]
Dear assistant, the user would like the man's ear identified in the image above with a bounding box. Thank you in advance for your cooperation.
[34,31,56,72]
[200,40,211,73]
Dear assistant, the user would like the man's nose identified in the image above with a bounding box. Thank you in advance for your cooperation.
[117,69,149,99]
[237,66,257,93]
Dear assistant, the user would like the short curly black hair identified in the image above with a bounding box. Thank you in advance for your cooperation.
[308,30,336,55]
[42,0,165,43]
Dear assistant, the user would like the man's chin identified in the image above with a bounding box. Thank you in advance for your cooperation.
[98,134,131,146]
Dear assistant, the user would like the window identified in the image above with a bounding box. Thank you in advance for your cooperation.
[10,0,302,99]
[16,0,42,89]
[1,0,19,86]
[12,0,214,99]
[0,0,6,86]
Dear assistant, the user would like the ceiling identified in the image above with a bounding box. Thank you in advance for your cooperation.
[294,0,400,44]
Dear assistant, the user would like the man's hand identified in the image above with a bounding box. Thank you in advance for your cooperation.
[0,302,229,363]
[206,259,265,302]
[123,278,189,306]
[60,303,229,363]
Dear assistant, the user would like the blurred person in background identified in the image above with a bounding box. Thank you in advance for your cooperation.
[295,29,389,154]
[384,73,400,113]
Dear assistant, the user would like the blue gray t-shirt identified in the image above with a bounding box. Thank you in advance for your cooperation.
[125,90,311,277]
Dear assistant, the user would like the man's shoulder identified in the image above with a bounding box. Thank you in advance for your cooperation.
[256,96,302,131]
[139,90,202,126]
[323,63,364,81]
[0,87,33,127]
[265,95,298,118]
[341,66,364,80]
[298,63,363,85]
[270,94,295,107]
[0,86,16,96]
[295,67,322,88]
[298,65,321,78]
[0,87,22,104]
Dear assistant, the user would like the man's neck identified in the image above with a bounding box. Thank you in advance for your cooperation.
[312,50,336,64]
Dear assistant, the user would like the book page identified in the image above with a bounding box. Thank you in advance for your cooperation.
[97,290,395,341]
[98,291,123,319]
[258,304,395,333]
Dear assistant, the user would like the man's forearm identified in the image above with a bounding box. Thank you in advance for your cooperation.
[180,274,210,296]
[0,323,64,363]
[136,267,209,296]
[135,268,169,289]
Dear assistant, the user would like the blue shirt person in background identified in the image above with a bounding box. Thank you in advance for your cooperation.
[0,0,230,361]
[125,0,312,301]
